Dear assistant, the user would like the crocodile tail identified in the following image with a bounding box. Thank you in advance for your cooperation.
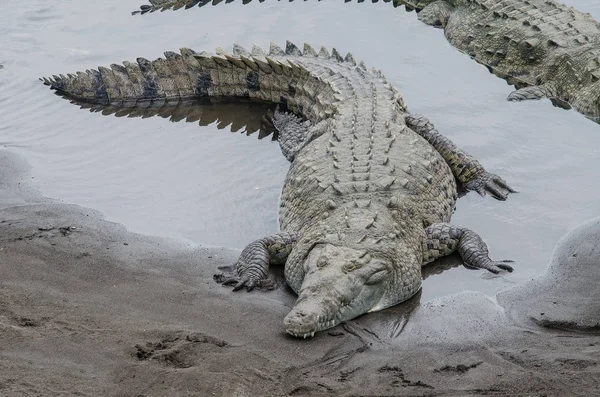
[133,0,265,15]
[41,41,366,124]
[131,0,413,15]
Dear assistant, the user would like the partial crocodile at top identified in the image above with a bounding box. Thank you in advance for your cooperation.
[134,0,600,123]
[41,41,515,338]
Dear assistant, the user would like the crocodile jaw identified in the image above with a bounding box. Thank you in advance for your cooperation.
[283,295,378,339]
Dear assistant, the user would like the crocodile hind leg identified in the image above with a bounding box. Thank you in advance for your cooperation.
[405,114,517,201]
[422,223,513,274]
[507,84,557,102]
[214,232,300,291]
[417,1,455,28]
[274,107,329,162]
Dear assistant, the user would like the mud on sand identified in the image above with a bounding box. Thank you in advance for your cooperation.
[1,147,600,396]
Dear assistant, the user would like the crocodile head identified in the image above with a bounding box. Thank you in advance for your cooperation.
[283,243,394,338]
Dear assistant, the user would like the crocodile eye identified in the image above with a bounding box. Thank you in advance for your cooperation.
[317,257,328,268]
[365,268,390,285]
[363,261,391,285]
[342,262,359,273]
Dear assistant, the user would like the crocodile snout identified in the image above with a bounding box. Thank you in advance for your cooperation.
[283,309,318,339]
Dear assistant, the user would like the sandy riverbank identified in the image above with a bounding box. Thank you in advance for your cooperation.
[1,147,599,396]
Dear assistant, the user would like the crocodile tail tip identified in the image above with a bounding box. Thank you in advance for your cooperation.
[40,75,64,91]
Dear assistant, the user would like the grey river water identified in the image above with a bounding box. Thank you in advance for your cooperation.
[1,0,599,302]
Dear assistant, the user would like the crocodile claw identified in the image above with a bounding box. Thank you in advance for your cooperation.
[213,273,275,292]
[464,259,514,274]
[466,171,517,201]
[219,274,257,291]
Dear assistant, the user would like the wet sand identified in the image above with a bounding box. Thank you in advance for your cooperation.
[2,148,600,396]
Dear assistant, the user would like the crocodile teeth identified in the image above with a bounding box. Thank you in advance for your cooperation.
[287,330,316,339]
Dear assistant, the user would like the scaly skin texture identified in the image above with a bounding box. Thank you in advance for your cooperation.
[41,41,515,338]
[136,0,600,123]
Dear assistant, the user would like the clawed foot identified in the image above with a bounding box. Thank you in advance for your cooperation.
[213,237,275,291]
[213,272,275,292]
[466,171,517,201]
[464,259,514,274]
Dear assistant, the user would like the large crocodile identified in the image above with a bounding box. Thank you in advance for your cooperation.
[133,0,600,122]
[41,41,515,338]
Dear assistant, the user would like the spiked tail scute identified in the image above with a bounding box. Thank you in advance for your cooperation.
[134,0,215,15]
[318,47,330,59]
[344,53,356,65]
[269,42,285,56]
[233,43,250,56]
[331,48,344,62]
[251,44,267,57]
[285,41,302,56]
[41,69,110,105]
[133,0,412,15]
[303,43,317,57]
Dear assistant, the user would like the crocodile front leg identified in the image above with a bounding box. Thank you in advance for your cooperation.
[405,114,517,200]
[422,223,513,274]
[214,232,300,291]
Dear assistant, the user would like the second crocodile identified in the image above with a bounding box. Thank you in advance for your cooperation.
[41,41,515,338]
[134,0,600,122]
